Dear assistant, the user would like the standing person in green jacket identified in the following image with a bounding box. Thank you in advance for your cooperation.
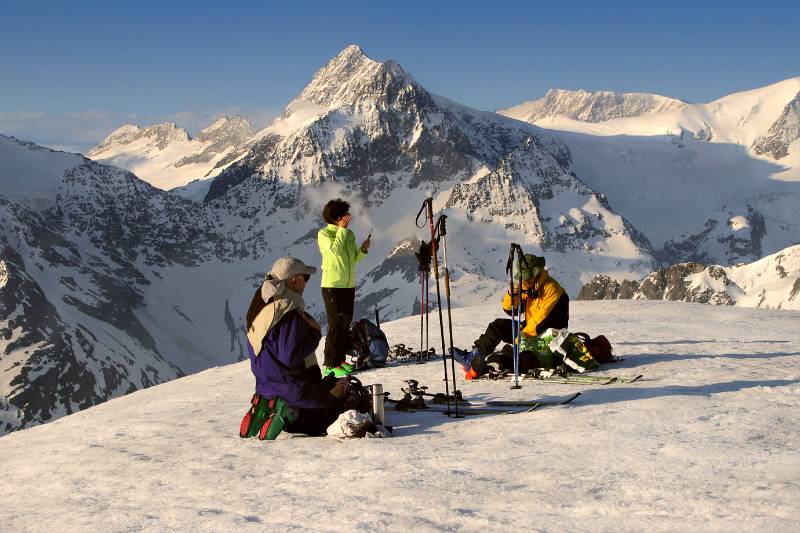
[317,199,371,377]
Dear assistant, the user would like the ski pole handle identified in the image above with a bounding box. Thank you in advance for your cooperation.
[506,242,518,274]
[434,214,447,239]
[515,244,528,269]
[415,198,432,228]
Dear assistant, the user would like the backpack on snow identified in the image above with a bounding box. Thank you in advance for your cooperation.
[518,329,599,373]
[350,319,389,369]
[574,333,615,364]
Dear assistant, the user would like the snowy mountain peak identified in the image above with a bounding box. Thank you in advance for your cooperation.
[196,115,254,144]
[335,43,369,63]
[499,88,687,123]
[287,45,420,112]
[87,116,253,190]
[89,121,190,155]
[86,124,142,152]
[141,122,191,145]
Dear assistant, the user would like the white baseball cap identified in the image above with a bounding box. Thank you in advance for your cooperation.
[269,257,317,281]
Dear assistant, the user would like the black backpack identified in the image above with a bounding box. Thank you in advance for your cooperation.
[350,319,389,369]
[574,332,615,363]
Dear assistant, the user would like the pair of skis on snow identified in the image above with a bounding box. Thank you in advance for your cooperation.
[474,366,643,385]
[386,379,581,416]
[526,372,642,385]
[522,372,641,385]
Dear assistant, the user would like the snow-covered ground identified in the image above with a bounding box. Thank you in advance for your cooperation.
[1,301,799,533]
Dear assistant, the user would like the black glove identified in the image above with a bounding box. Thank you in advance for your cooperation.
[415,240,432,272]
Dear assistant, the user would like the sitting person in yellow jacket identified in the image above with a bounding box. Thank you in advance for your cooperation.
[451,254,569,376]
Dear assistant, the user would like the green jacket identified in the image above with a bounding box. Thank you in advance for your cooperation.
[317,224,367,288]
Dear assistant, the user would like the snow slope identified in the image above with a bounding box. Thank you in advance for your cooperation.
[1,301,798,533]
[0,135,86,209]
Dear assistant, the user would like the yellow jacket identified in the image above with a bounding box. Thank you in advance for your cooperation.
[317,224,367,288]
[502,271,565,336]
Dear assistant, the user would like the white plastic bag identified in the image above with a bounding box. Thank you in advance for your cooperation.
[326,410,392,439]
[326,410,373,438]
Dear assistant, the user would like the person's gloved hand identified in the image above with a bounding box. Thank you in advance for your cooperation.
[519,333,537,353]
[329,377,350,399]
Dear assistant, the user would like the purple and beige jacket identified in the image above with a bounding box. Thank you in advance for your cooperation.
[246,283,340,410]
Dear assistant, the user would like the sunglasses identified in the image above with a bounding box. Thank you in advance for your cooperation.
[298,274,310,282]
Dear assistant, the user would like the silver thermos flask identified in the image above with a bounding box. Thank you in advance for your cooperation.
[371,384,386,426]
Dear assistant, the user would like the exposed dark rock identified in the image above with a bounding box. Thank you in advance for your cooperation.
[752,92,800,159]
[576,274,623,300]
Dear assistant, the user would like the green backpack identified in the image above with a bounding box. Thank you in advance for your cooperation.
[520,328,599,372]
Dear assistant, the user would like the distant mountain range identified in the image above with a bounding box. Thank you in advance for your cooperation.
[91,68,800,270]
[499,77,800,266]
[88,116,254,190]
[1,45,798,435]
[578,244,800,309]
[498,88,687,123]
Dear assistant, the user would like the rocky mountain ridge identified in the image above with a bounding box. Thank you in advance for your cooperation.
[577,244,800,310]
[752,90,800,159]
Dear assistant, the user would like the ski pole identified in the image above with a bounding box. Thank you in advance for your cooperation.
[417,198,452,416]
[426,273,431,361]
[435,214,461,417]
[418,271,424,364]
[506,243,522,389]
[513,246,521,389]
[512,245,530,389]
[506,245,516,386]
[415,240,431,364]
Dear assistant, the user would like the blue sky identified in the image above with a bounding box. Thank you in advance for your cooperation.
[1,0,798,152]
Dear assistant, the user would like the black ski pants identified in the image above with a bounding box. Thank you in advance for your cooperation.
[284,406,344,437]
[474,293,570,355]
[321,287,355,367]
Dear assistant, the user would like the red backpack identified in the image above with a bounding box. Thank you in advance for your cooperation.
[574,333,615,364]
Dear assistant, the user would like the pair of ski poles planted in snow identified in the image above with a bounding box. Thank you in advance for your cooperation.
[415,197,462,418]
[506,243,530,389]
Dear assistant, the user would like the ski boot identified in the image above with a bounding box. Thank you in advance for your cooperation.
[239,392,273,438]
[258,397,297,441]
[323,361,355,378]
[449,346,486,379]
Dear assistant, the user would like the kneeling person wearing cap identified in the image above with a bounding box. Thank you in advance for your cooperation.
[240,257,349,440]
[450,254,570,378]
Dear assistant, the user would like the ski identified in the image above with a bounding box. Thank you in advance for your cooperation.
[484,391,581,407]
[387,387,580,416]
[406,403,538,416]
[391,401,565,416]
[470,369,642,384]
[527,373,643,384]
[529,375,615,384]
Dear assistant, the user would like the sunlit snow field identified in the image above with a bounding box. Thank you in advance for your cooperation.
[1,300,798,533]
